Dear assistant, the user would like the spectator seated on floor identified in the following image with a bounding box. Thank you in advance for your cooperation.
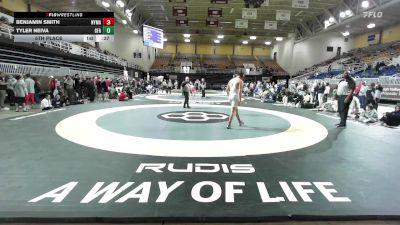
[109,85,118,99]
[118,91,129,101]
[380,105,400,127]
[52,94,66,108]
[361,104,378,124]
[40,94,53,111]
[292,93,304,108]
[321,99,338,112]
[260,90,275,103]
[302,92,314,109]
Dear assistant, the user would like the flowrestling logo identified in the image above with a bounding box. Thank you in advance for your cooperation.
[363,11,383,18]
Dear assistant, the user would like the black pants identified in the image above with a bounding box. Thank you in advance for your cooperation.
[202,89,205,98]
[67,88,75,103]
[338,95,351,126]
[374,98,380,110]
[6,89,15,106]
[183,92,189,108]
[366,99,375,108]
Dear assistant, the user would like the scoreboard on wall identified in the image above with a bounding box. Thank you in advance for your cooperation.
[13,12,114,42]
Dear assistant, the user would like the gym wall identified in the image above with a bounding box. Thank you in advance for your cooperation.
[99,24,156,72]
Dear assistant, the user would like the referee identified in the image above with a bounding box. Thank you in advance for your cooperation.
[336,71,355,128]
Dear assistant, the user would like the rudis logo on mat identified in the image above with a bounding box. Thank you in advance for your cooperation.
[28,164,352,204]
[136,163,255,173]
[157,111,229,123]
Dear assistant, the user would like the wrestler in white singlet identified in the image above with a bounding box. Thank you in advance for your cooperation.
[228,77,242,107]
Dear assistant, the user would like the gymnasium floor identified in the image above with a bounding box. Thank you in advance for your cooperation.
[0,91,399,223]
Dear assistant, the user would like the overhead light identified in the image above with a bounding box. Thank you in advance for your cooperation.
[367,23,375,29]
[101,1,110,8]
[160,5,165,11]
[214,40,220,44]
[329,17,335,23]
[345,10,352,16]
[116,0,124,7]
[265,41,271,45]
[249,36,257,40]
[127,12,132,17]
[339,12,346,18]
[163,38,167,42]
[125,9,131,14]
[217,35,224,39]
[242,40,248,44]
[122,20,127,24]
[183,34,191,38]
[184,39,190,43]
[133,29,138,34]
[230,8,234,14]
[275,37,283,41]
[342,31,350,36]
[361,0,370,8]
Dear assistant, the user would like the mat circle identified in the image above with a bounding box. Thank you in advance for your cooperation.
[55,104,328,157]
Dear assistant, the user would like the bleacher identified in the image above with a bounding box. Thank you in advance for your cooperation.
[293,41,400,81]
[231,56,261,67]
[151,53,173,69]
[174,54,201,67]
[258,56,288,75]
[203,55,233,70]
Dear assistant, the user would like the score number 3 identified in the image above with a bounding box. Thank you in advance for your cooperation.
[102,18,114,26]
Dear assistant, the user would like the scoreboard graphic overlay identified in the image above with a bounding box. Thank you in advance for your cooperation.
[13,12,114,42]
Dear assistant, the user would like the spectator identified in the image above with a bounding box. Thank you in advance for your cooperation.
[358,81,368,110]
[84,77,96,102]
[103,77,110,100]
[0,75,9,111]
[366,83,375,108]
[317,82,325,108]
[380,105,400,127]
[361,104,378,124]
[95,77,103,100]
[13,75,27,112]
[200,78,206,98]
[118,91,128,101]
[323,82,330,103]
[167,79,173,95]
[374,83,383,110]
[40,94,53,111]
[64,75,75,103]
[6,75,16,109]
[49,76,57,97]
[34,77,41,104]
[52,94,65,108]
[74,74,82,100]
[25,74,35,110]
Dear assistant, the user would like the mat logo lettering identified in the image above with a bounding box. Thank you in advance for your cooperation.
[136,163,255,173]
[158,111,228,123]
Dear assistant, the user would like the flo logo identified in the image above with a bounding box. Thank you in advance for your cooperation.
[157,111,229,123]
[363,11,383,18]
